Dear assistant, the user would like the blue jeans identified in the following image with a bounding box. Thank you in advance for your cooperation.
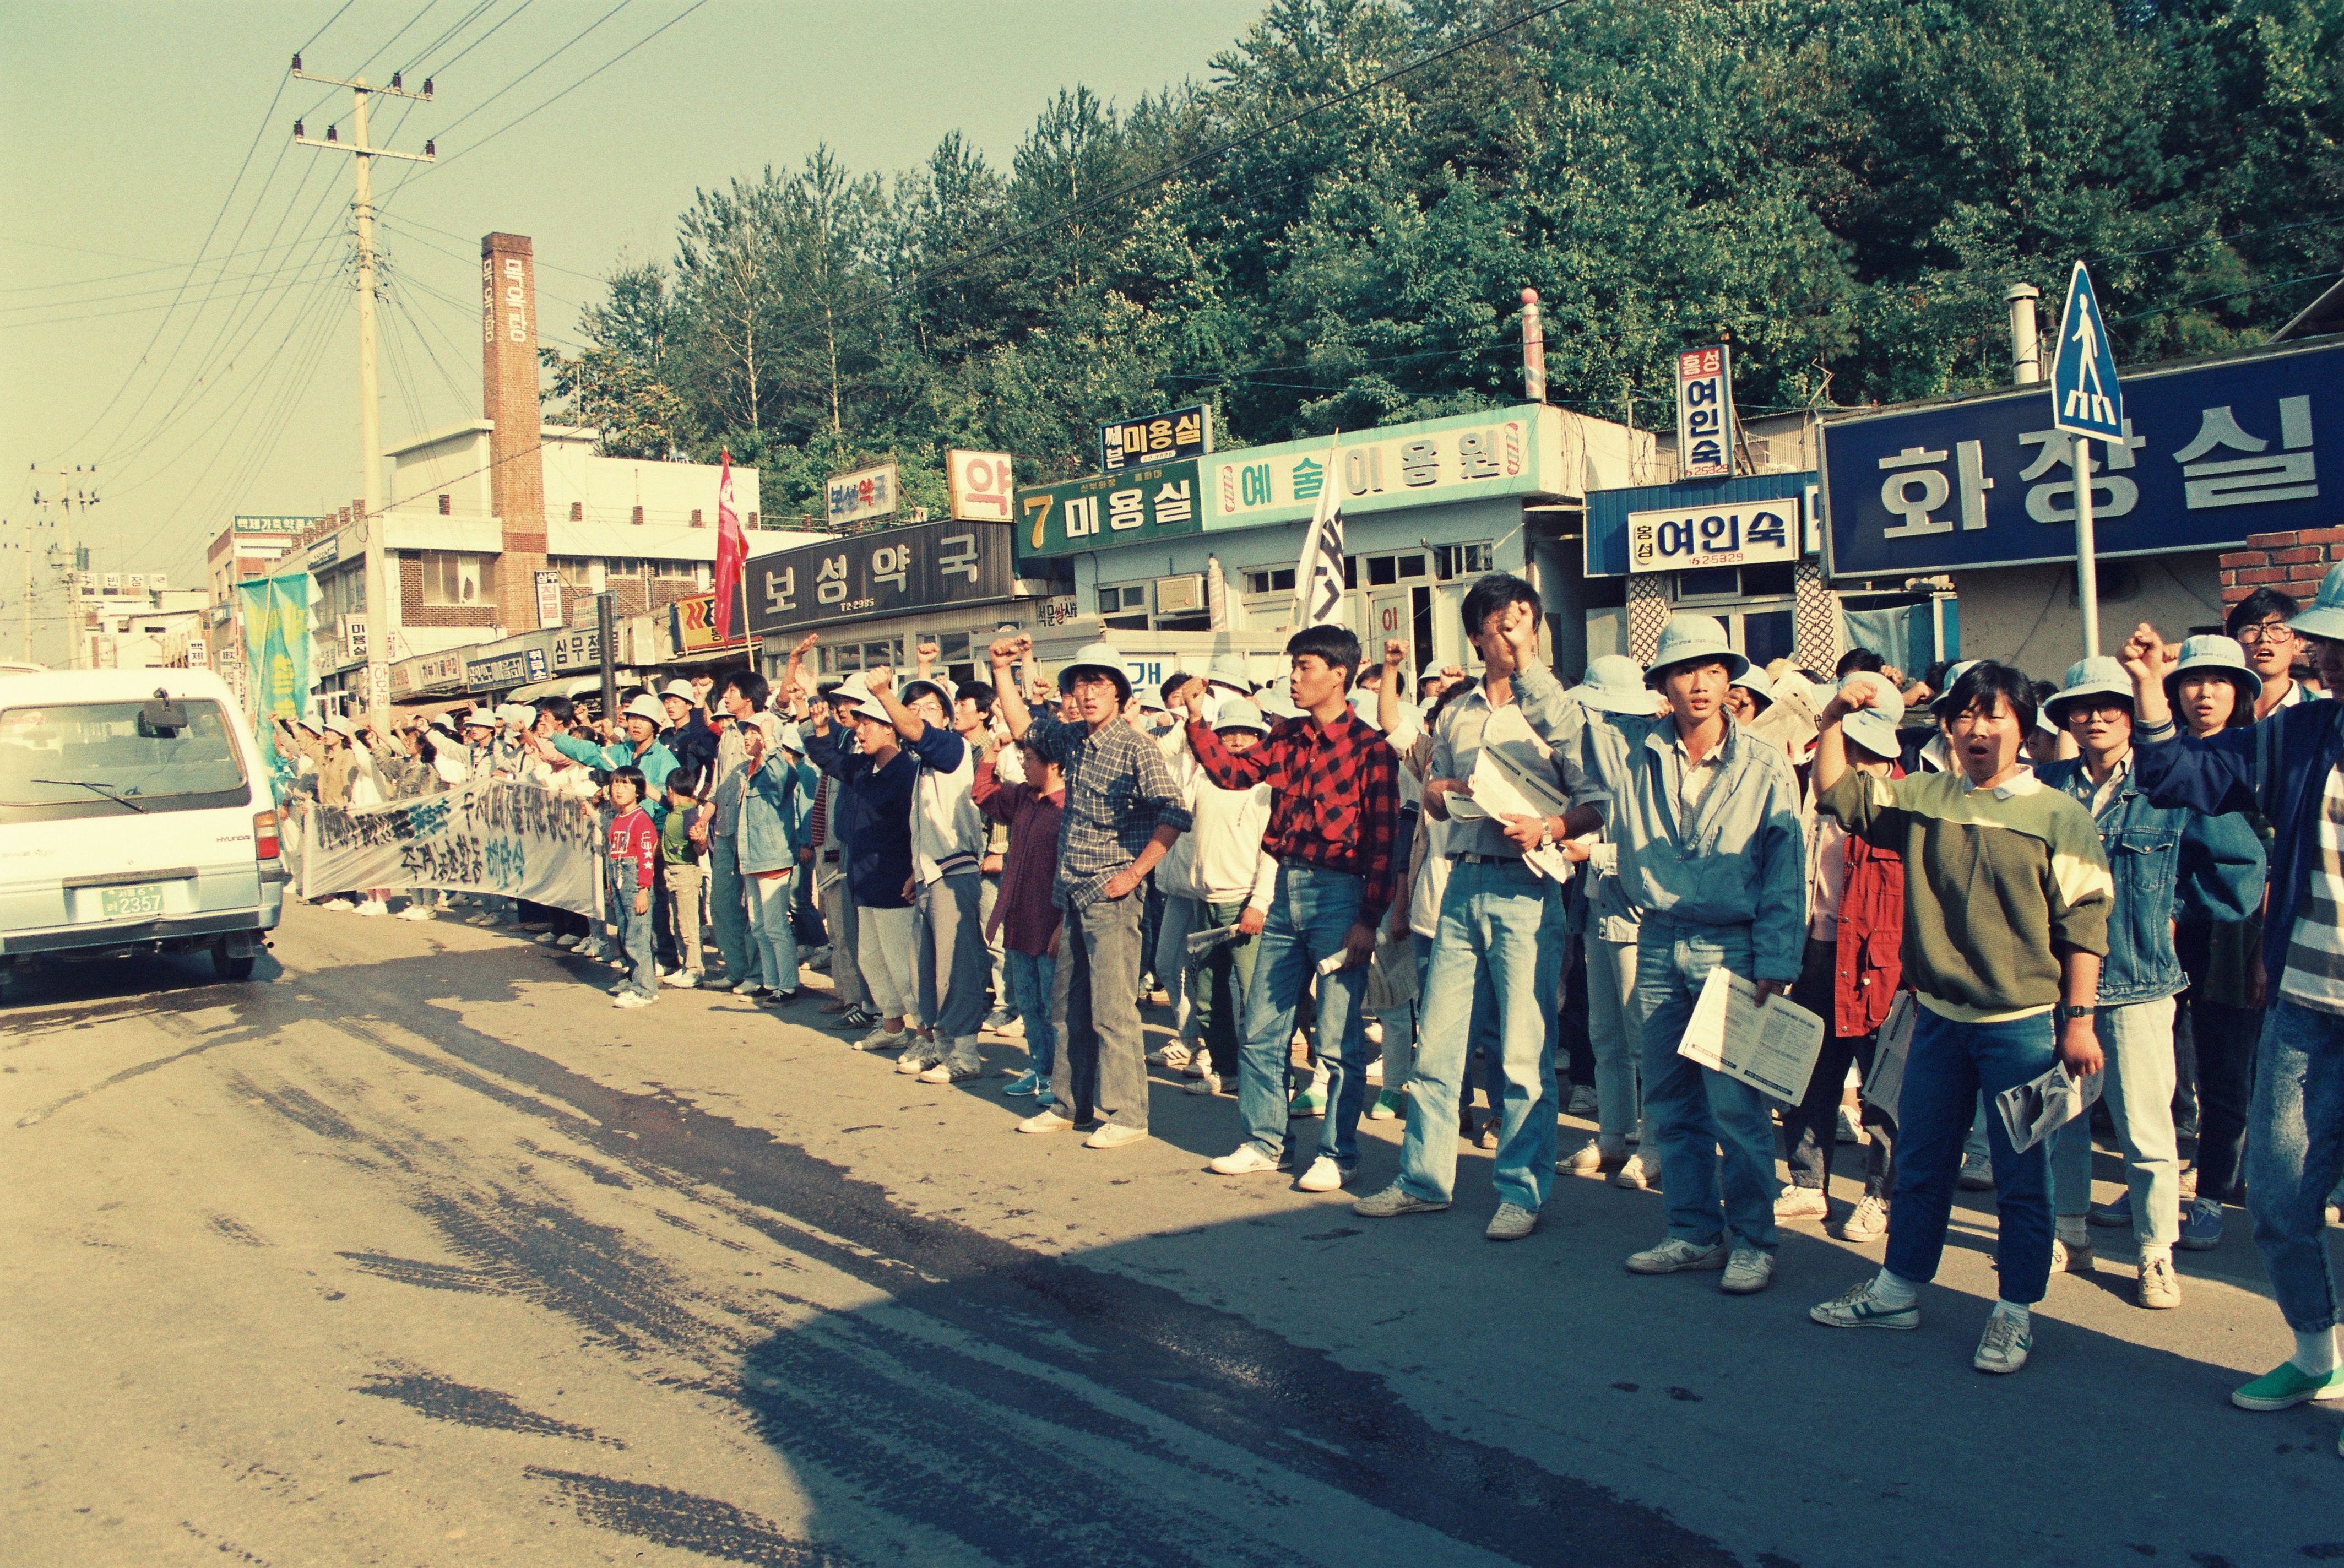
[2052,996,2180,1249]
[1414,935,1502,1118]
[708,834,756,985]
[1886,1006,2058,1304]
[612,888,656,999]
[744,869,799,996]
[1636,920,1777,1254]
[1234,864,1371,1167]
[1397,859,1565,1211]
[1005,946,1058,1107]
[2249,999,2344,1332]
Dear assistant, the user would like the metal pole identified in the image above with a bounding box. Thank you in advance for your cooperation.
[2074,433,2099,658]
[2006,284,2043,386]
[596,590,617,721]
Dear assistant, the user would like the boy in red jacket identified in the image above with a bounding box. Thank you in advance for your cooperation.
[606,766,659,1008]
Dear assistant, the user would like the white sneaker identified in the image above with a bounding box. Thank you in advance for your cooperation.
[1720,1247,1776,1295]
[1485,1202,1539,1241]
[1609,1151,1661,1191]
[1084,1123,1148,1150]
[1625,1236,1728,1274]
[534,931,559,945]
[894,1040,945,1075]
[1149,1041,1192,1071]
[1184,1071,1222,1097]
[1016,1110,1075,1135]
[397,905,435,921]
[662,969,701,989]
[355,900,388,918]
[1775,1184,1828,1219]
[1561,1138,1623,1177]
[856,1027,908,1054]
[1208,1144,1284,1176]
[1973,1310,2032,1374]
[612,991,653,1010]
[554,931,579,946]
[1295,1156,1345,1193]
[1840,1194,1890,1242]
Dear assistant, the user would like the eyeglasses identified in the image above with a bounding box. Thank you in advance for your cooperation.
[2236,621,2295,644]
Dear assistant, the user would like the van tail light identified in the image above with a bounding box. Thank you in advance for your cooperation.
[254,809,280,862]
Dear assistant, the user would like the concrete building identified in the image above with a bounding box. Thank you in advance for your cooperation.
[63,575,213,672]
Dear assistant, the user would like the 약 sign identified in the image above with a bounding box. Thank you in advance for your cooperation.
[826,463,899,528]
[1629,496,1801,573]
[746,519,1017,636]
[1102,405,1213,474]
[1821,340,2336,578]
[1676,344,1735,480]
[1018,458,1202,561]
[946,450,1016,523]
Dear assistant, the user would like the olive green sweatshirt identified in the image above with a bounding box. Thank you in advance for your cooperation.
[1819,766,2112,1022]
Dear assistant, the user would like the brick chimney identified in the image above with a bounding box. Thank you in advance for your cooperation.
[481,232,546,631]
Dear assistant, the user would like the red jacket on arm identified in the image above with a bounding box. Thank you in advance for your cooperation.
[1185,709,1400,924]
[1833,811,1907,1038]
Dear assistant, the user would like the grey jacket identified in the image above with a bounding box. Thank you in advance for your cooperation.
[1515,661,1808,982]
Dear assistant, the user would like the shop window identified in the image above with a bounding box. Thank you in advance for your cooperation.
[1674,566,1740,604]
[1740,562,1797,597]
[1099,584,1149,629]
[1368,556,1397,587]
[1243,566,1295,595]
[1396,553,1426,579]
[420,551,495,607]
[1156,614,1212,632]
[1433,542,1492,580]
[1741,610,1795,669]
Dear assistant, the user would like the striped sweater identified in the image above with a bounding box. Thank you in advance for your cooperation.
[1818,766,2112,1022]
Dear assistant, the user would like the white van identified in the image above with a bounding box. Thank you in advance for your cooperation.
[0,668,286,984]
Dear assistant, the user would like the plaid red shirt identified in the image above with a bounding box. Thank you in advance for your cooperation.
[1186,709,1401,924]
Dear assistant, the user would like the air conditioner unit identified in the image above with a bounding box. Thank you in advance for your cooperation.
[1155,574,1205,615]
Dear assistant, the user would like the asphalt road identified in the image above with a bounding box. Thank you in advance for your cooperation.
[4,906,2337,1567]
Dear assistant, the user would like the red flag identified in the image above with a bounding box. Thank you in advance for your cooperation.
[712,448,747,643]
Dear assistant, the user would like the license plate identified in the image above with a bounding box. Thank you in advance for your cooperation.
[99,883,166,920]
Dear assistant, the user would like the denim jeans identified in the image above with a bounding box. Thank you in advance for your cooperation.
[1886,1006,2057,1304]
[612,888,656,999]
[1415,932,1502,1122]
[1052,890,1149,1130]
[2248,999,2344,1332]
[1005,946,1059,1104]
[1190,898,1260,1068]
[1234,864,1371,1167]
[1782,937,1892,1197]
[1396,859,1565,1212]
[1156,892,1206,1044]
[744,869,799,996]
[708,835,756,985]
[1586,933,1644,1148]
[915,872,989,1041]
[2053,995,2181,1249]
[1636,919,1777,1254]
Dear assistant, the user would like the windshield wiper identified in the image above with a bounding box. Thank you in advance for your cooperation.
[32,777,146,813]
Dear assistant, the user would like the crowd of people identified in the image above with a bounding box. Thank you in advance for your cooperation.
[273,568,2344,1440]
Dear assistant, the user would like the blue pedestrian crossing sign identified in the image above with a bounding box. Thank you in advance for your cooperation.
[2051,260,2124,441]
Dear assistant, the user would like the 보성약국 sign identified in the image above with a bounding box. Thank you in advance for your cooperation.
[1100,405,1212,473]
[745,519,1017,635]
[1628,495,1801,572]
[1017,458,1202,562]
[825,463,899,528]
[1821,340,2337,578]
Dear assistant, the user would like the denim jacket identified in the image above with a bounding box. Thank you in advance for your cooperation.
[2038,754,2261,1007]
[1517,663,1808,983]
[737,755,817,876]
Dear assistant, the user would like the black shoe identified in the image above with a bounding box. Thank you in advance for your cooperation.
[842,1005,878,1028]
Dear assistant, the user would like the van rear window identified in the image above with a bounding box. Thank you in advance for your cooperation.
[0,699,249,817]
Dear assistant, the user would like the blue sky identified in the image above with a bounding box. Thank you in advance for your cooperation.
[0,0,1268,621]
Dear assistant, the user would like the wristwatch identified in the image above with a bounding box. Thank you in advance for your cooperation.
[2059,1003,2096,1021]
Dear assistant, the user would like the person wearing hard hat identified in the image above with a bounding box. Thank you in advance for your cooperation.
[803,666,924,1056]
[1806,659,2111,1376]
[2037,655,2260,1313]
[988,632,1192,1150]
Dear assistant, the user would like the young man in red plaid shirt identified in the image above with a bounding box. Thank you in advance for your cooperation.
[1187,623,1402,1193]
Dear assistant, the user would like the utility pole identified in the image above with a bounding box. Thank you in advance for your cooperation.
[291,56,433,726]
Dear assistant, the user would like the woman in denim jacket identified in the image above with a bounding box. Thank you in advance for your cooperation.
[2037,658,2261,1312]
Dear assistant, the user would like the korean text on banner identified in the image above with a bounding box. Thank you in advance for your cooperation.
[1288,438,1347,628]
[1677,967,1826,1102]
[296,780,605,918]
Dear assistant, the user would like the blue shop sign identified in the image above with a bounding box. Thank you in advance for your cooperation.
[1820,340,2337,579]
[1585,470,1815,578]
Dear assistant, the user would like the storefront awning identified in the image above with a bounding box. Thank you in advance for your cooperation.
[508,670,642,703]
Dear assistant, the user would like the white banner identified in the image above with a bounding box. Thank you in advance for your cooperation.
[295,780,605,916]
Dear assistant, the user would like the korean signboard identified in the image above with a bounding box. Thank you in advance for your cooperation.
[464,626,603,693]
[1675,344,1734,480]
[946,449,1016,523]
[1101,405,1213,474]
[392,650,466,696]
[1018,458,1202,561]
[1204,408,1548,531]
[231,515,314,536]
[1628,495,1801,573]
[534,569,564,631]
[746,519,1018,636]
[671,589,750,654]
[1821,340,2336,579]
[826,463,899,528]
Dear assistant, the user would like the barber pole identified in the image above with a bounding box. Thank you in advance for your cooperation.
[1521,287,1547,403]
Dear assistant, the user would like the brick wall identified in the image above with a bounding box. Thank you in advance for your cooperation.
[395,552,499,630]
[2218,528,2344,610]
[482,231,547,631]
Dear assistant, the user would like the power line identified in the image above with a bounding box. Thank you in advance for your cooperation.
[2112,269,2341,324]
[296,0,360,56]
[0,232,342,294]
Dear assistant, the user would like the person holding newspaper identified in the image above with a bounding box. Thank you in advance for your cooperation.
[1806,661,2112,1374]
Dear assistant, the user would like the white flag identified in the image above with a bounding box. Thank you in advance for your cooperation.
[1289,436,1347,629]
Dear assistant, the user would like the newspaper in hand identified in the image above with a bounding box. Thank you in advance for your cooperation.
[1446,707,1575,881]
[1861,990,1919,1122]
[1994,1060,2105,1154]
[1676,967,1827,1103]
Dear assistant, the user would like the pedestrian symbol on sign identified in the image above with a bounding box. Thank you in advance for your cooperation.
[2051,261,2124,441]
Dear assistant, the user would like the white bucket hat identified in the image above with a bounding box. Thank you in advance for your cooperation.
[1570,655,1653,716]
[623,693,668,725]
[1646,614,1749,687]
[2043,656,2134,726]
[1839,671,1905,758]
